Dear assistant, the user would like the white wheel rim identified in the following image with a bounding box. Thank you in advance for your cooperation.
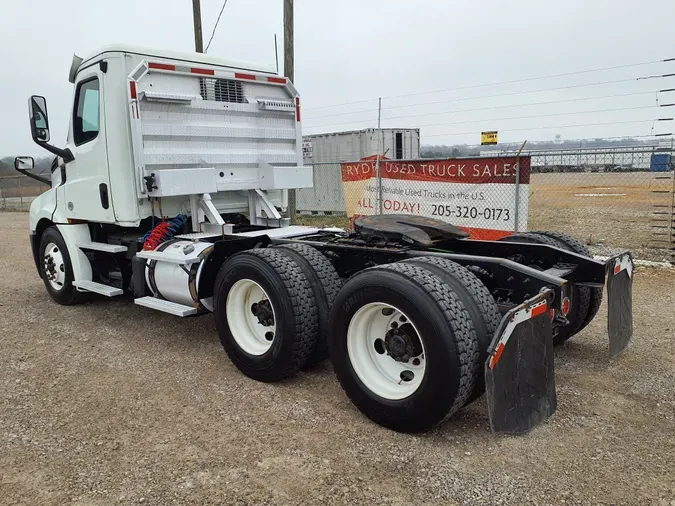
[43,242,66,291]
[347,303,426,400]
[226,279,276,356]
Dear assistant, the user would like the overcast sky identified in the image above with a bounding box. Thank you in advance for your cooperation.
[2,0,675,157]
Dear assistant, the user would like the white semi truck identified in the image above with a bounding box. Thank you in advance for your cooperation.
[16,45,635,434]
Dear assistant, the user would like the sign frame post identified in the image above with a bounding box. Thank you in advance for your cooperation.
[513,140,528,233]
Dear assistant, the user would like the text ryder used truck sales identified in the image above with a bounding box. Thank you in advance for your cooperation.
[341,156,530,240]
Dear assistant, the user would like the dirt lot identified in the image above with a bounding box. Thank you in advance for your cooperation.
[1,211,674,506]
[527,172,674,262]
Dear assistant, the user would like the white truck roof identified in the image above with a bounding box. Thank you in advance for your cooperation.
[77,44,276,75]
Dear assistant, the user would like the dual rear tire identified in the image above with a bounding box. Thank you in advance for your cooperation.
[327,260,498,433]
[214,246,498,432]
[213,245,341,382]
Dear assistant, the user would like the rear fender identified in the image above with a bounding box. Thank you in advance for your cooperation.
[196,235,271,299]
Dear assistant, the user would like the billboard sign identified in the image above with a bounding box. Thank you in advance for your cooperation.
[340,156,530,240]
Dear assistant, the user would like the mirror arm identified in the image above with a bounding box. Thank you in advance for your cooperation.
[35,141,74,163]
[16,168,51,187]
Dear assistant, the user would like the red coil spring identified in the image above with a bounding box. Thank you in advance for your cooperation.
[142,221,172,251]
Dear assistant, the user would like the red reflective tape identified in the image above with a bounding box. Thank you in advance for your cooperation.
[235,73,256,80]
[268,76,287,84]
[614,264,621,275]
[149,62,176,71]
[129,81,137,99]
[531,303,548,318]
[489,342,505,370]
[296,97,301,122]
[191,67,215,75]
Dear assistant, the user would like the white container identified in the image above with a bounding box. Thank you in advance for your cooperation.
[298,128,420,213]
[302,128,420,163]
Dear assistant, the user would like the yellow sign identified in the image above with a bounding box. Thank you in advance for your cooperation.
[481,131,498,145]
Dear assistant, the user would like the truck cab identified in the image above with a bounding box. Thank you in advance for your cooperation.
[21,44,310,254]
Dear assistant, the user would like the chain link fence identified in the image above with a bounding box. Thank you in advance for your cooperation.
[296,146,675,262]
[0,175,49,211]
[3,147,673,261]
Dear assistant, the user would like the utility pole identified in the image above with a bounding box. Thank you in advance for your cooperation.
[284,0,296,219]
[192,0,204,53]
[283,0,294,82]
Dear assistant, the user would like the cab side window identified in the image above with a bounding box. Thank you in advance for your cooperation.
[73,78,100,145]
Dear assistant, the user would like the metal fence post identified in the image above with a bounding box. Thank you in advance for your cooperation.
[0,178,4,210]
[377,98,383,215]
[376,159,383,214]
[18,177,23,211]
[513,140,528,233]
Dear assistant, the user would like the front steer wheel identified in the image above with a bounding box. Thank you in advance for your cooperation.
[213,248,319,382]
[327,262,479,433]
[38,227,86,306]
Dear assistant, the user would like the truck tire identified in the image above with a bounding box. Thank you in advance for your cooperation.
[274,243,342,367]
[532,230,603,335]
[401,257,501,404]
[213,248,319,382]
[327,262,479,433]
[499,232,590,346]
[38,226,86,305]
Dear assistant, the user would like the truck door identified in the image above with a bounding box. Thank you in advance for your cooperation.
[60,66,114,223]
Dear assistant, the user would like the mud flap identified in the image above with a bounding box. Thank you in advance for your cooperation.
[485,290,556,435]
[606,252,634,358]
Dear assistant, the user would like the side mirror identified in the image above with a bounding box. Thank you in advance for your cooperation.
[14,155,50,186]
[29,95,50,143]
[14,156,35,171]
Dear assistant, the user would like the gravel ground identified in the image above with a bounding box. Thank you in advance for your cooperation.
[1,211,674,506]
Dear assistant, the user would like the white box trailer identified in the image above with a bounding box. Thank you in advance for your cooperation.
[14,45,635,436]
[298,128,420,214]
[303,128,420,163]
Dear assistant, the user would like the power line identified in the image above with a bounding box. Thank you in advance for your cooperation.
[205,0,229,53]
[304,76,672,122]
[304,105,662,132]
[304,90,656,122]
[304,58,674,112]
[302,91,667,128]
[384,91,662,124]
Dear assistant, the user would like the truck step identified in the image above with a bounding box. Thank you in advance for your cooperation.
[72,280,124,297]
[77,242,128,253]
[135,249,201,266]
[134,297,198,317]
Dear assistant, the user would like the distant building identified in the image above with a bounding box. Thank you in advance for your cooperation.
[480,145,659,172]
